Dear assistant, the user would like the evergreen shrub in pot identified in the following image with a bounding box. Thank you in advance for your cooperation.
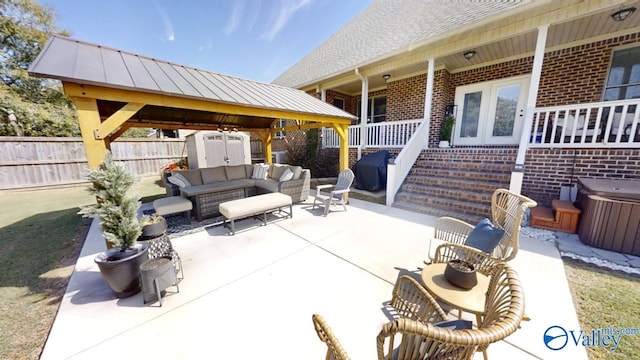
[79,152,149,298]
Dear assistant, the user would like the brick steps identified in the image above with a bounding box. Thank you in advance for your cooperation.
[391,148,515,220]
[404,175,503,193]
[393,199,484,224]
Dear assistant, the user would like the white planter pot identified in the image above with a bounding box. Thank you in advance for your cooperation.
[438,140,450,148]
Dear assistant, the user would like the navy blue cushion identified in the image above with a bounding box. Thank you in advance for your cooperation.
[433,319,473,330]
[464,218,504,254]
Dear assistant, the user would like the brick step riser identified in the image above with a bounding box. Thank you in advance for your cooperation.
[413,161,514,173]
[399,185,493,203]
[403,176,507,192]
[392,201,484,224]
[408,168,511,181]
[395,193,491,218]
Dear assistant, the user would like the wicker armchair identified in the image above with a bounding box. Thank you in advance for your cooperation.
[429,189,537,270]
[388,275,447,324]
[312,263,525,360]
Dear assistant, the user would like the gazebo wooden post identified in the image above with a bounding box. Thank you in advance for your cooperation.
[264,132,273,164]
[73,97,110,169]
[254,129,273,164]
[332,123,349,171]
[333,123,350,201]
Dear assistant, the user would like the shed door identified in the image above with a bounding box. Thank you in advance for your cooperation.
[225,134,246,166]
[203,134,227,167]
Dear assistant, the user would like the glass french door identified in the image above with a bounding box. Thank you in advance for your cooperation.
[454,75,530,145]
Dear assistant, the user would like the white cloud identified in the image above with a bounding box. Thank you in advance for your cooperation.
[155,2,175,42]
[261,0,312,41]
[224,1,244,35]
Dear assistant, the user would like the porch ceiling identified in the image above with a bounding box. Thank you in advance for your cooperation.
[319,1,640,95]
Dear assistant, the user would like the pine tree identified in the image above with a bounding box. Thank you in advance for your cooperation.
[79,152,143,252]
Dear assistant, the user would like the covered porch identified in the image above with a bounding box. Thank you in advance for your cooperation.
[286,0,640,207]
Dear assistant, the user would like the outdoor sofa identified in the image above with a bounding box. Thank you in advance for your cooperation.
[165,163,310,221]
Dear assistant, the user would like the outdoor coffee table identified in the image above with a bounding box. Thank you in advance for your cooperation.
[421,263,490,326]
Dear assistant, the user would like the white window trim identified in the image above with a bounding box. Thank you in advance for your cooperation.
[274,119,286,139]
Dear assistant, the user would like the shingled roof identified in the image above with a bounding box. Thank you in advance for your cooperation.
[272,0,527,88]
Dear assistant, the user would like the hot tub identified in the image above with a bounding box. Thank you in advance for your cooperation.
[576,178,640,256]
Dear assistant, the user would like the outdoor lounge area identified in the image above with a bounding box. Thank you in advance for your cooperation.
[41,196,587,360]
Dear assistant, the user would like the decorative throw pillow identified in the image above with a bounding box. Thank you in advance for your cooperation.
[252,164,269,180]
[167,173,191,188]
[433,319,473,330]
[464,218,505,254]
[279,168,294,182]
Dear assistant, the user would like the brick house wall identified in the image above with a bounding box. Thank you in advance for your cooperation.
[524,148,640,206]
[387,74,426,122]
[326,90,356,117]
[349,34,639,206]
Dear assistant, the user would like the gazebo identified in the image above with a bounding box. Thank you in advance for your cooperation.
[28,36,356,169]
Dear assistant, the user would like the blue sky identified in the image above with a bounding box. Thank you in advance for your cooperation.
[41,0,372,83]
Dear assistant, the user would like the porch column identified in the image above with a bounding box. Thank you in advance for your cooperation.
[423,57,435,147]
[510,24,549,194]
[321,88,327,102]
[356,69,368,158]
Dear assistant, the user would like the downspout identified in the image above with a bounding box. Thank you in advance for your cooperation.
[510,24,549,194]
[355,68,368,160]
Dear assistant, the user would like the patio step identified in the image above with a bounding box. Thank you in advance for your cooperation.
[393,198,485,224]
[394,190,491,220]
[403,175,505,193]
[399,184,493,205]
[390,148,514,220]
[408,168,511,183]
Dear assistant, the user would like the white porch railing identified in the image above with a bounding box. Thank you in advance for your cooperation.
[322,119,423,148]
[530,99,640,148]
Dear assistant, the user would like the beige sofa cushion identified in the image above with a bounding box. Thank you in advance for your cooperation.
[269,164,288,180]
[244,164,254,178]
[201,167,227,183]
[289,165,302,180]
[179,169,203,186]
[254,179,279,193]
[225,165,247,180]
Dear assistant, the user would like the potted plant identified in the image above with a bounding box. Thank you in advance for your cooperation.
[439,115,455,148]
[140,213,168,240]
[79,152,149,298]
[444,259,477,289]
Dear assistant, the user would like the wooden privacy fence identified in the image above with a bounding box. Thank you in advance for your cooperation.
[0,137,187,190]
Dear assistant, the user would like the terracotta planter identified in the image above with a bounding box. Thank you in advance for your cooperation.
[444,259,477,289]
[94,243,149,298]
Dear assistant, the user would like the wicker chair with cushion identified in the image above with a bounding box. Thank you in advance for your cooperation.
[428,189,536,273]
[312,263,524,360]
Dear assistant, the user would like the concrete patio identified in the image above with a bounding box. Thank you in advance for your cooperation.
[41,197,587,360]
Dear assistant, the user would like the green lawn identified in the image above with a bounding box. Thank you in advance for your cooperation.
[0,179,638,360]
[564,260,640,359]
[0,177,166,360]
